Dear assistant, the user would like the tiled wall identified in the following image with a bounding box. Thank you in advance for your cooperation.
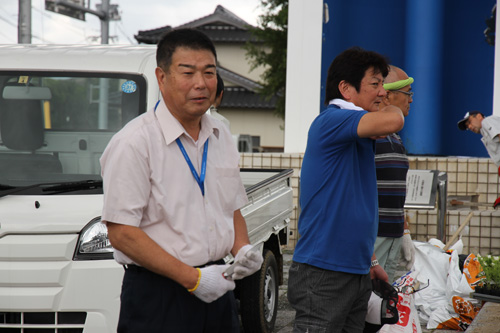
[240,154,500,256]
[408,156,500,255]
[410,157,500,204]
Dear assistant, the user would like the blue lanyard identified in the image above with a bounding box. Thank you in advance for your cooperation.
[154,100,208,196]
[176,138,208,196]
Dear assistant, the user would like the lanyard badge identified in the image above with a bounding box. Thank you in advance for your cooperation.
[176,138,209,196]
[154,100,209,196]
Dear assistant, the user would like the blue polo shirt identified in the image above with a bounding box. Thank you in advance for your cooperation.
[293,104,379,274]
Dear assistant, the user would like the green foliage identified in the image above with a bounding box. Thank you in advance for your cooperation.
[245,0,288,119]
[477,254,500,286]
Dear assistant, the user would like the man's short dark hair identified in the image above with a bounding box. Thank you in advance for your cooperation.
[216,72,224,98]
[156,28,217,71]
[324,47,389,105]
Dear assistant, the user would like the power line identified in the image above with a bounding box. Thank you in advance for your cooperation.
[116,21,134,44]
[0,5,16,18]
[37,0,45,42]
[31,33,54,44]
[32,4,86,36]
[0,13,18,28]
[0,28,16,43]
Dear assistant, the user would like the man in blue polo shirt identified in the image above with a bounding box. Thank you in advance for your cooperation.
[288,47,405,332]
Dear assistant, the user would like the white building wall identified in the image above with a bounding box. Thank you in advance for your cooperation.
[220,109,284,148]
[216,43,266,82]
[284,0,324,153]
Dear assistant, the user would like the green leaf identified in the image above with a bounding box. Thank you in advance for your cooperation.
[245,0,288,119]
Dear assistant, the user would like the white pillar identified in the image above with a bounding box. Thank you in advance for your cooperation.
[284,0,324,153]
[493,1,500,116]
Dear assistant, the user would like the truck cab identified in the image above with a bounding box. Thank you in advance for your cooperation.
[0,44,158,332]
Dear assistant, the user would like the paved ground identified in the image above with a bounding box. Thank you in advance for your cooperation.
[274,249,294,333]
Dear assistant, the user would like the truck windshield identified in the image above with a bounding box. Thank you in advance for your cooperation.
[0,72,147,189]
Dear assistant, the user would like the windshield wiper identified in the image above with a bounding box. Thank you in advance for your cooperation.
[42,180,103,193]
[0,180,103,198]
[0,184,16,191]
[0,182,54,198]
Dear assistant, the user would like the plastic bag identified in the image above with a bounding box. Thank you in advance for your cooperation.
[412,241,451,324]
[411,241,483,331]
[379,271,422,333]
[427,295,481,330]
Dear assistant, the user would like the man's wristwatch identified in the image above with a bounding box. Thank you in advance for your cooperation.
[371,259,379,268]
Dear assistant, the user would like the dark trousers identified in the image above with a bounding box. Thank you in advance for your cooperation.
[117,265,240,333]
[288,261,372,333]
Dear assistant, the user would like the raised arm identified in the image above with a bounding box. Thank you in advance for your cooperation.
[357,105,405,138]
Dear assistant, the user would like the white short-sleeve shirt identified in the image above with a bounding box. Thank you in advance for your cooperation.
[481,115,500,166]
[100,100,248,266]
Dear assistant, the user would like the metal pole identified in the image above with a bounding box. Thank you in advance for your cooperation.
[436,171,448,243]
[98,78,109,129]
[100,0,109,44]
[97,0,110,129]
[18,0,32,43]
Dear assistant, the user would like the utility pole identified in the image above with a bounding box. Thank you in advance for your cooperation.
[99,0,109,44]
[18,0,32,43]
[45,0,118,44]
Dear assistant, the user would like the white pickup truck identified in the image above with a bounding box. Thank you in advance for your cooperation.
[0,44,293,333]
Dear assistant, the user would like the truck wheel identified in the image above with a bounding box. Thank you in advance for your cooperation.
[239,249,279,333]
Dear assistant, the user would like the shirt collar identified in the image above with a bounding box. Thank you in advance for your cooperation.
[328,98,365,111]
[154,100,220,145]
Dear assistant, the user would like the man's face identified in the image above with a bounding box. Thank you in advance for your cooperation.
[156,46,217,122]
[465,114,483,134]
[387,85,413,117]
[349,68,386,112]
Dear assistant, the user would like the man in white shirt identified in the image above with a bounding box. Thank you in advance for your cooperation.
[458,111,500,207]
[101,28,262,332]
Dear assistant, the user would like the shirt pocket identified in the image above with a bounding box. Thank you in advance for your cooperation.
[215,167,242,212]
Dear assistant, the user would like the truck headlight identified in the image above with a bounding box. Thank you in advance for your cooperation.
[74,217,114,260]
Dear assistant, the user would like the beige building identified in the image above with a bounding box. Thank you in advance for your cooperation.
[135,5,284,152]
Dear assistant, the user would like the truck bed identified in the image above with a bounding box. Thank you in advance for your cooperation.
[240,168,294,247]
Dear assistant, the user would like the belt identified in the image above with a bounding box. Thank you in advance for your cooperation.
[195,259,225,268]
[123,264,147,272]
[123,259,225,272]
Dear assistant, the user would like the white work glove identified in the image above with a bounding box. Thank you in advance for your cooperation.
[401,230,416,270]
[192,264,235,303]
[231,244,264,280]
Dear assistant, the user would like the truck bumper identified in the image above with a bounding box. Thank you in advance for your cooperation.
[0,234,123,332]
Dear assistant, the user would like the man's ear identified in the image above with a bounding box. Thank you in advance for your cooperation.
[155,67,167,86]
[338,80,352,101]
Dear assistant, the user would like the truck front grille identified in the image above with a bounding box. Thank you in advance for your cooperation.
[0,312,86,332]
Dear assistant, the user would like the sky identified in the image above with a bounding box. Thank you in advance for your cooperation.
[0,0,264,44]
